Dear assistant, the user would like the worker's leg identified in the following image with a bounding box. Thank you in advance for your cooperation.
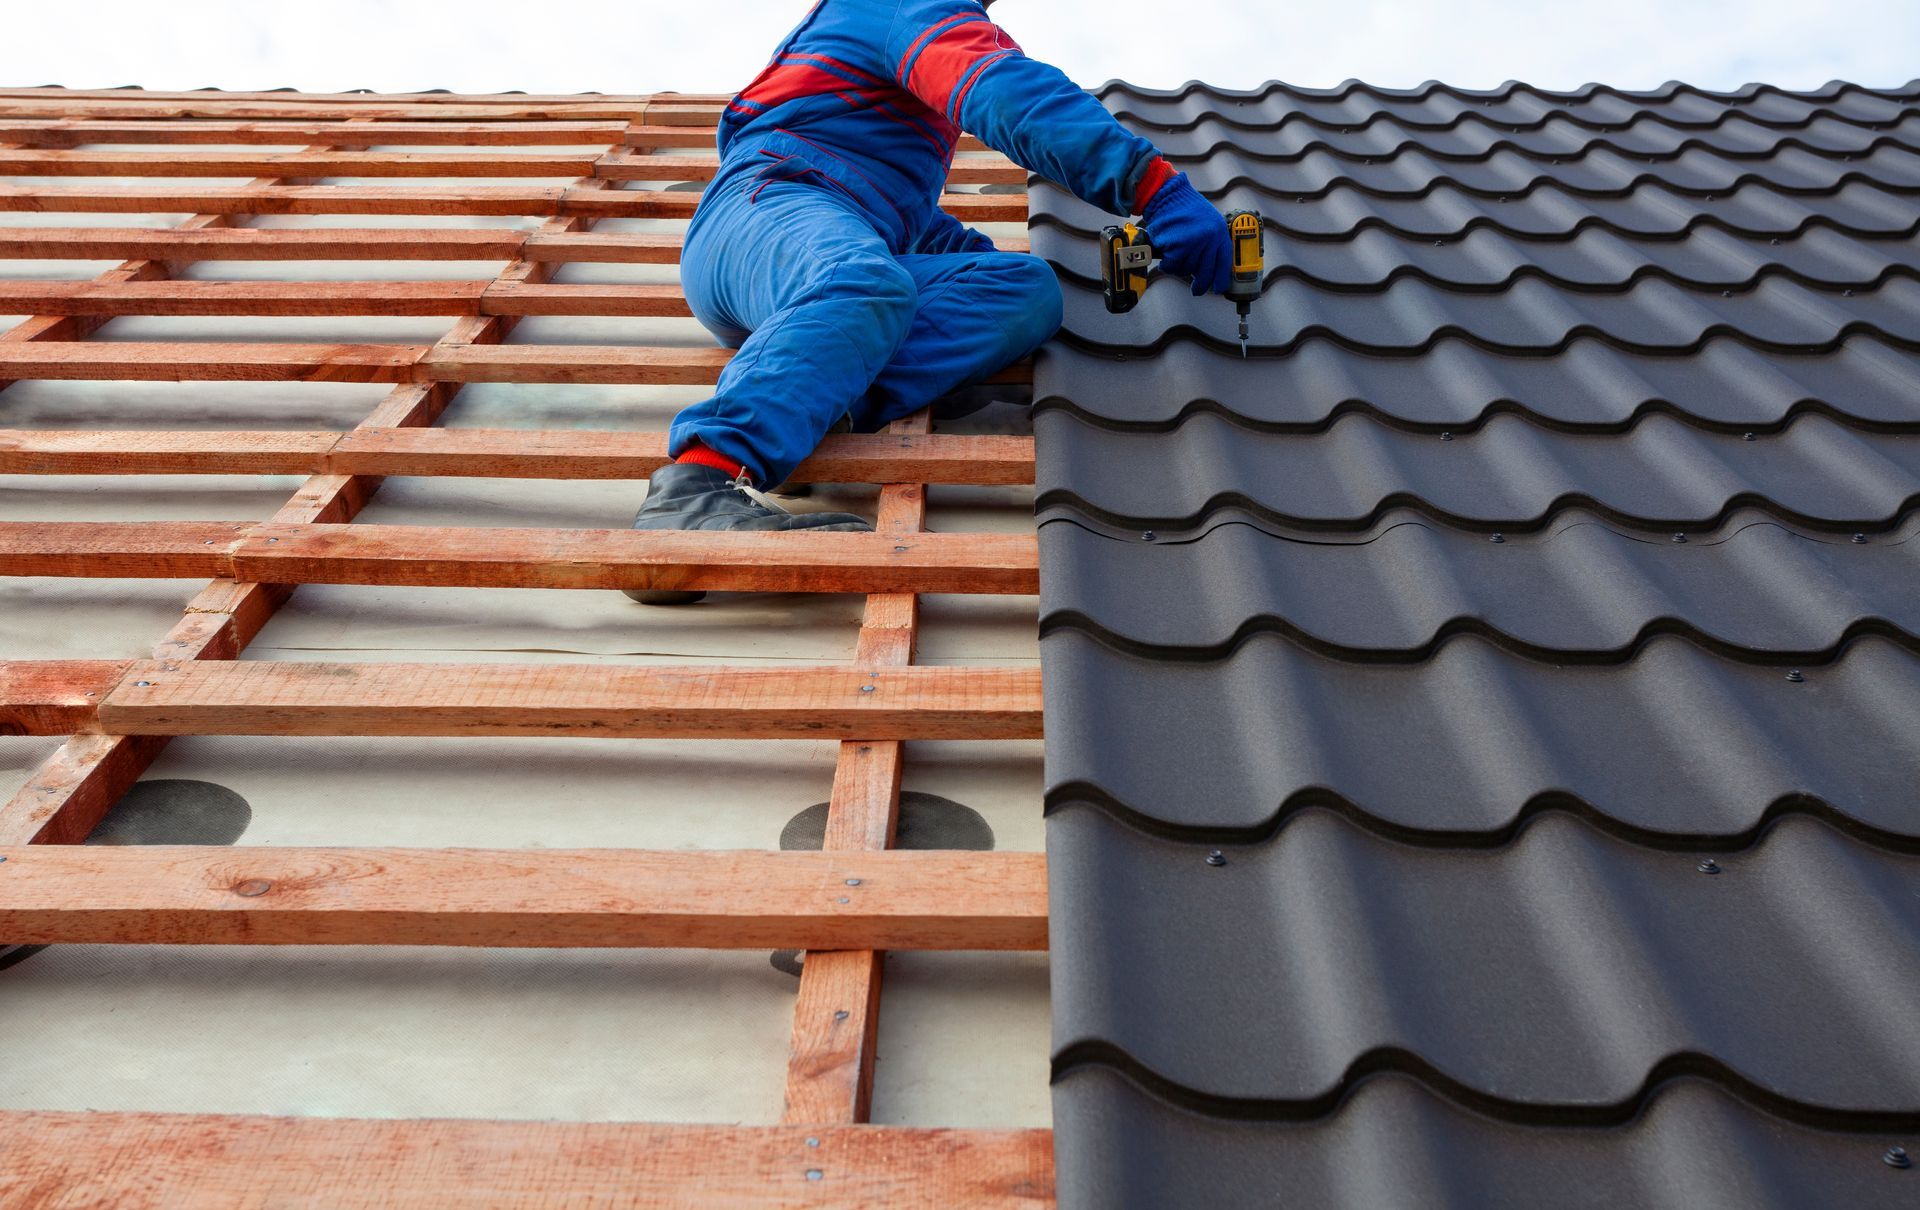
[672,177,918,487]
[849,251,1062,431]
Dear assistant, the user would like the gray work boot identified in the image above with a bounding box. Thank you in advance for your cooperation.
[624,462,873,606]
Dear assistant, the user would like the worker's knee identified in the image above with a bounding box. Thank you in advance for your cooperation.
[997,255,1064,353]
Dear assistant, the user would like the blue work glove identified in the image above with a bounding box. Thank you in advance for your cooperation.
[1143,172,1232,296]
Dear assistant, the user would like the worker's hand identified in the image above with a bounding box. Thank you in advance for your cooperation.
[1143,173,1232,296]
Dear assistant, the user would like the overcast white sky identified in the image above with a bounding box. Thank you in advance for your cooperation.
[3,1,1915,95]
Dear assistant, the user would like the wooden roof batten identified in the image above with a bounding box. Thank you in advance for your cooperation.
[0,86,1055,1207]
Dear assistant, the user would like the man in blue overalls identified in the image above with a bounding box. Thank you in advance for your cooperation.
[631,0,1232,602]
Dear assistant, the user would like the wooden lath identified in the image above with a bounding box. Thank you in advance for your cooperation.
[0,85,1053,1205]
[0,184,1027,221]
[0,427,1037,483]
[0,1114,1055,1208]
[0,521,1039,593]
[0,846,1048,949]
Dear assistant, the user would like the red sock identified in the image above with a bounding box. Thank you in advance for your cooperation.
[675,442,747,480]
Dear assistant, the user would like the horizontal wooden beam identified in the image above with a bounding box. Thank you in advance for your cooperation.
[0,428,1037,484]
[0,342,1032,387]
[0,148,1023,185]
[0,660,128,735]
[0,118,637,146]
[0,149,604,177]
[0,185,1027,222]
[0,118,990,154]
[0,1113,1055,1208]
[0,279,692,318]
[0,845,1049,949]
[0,522,1041,593]
[0,99,666,121]
[83,659,1042,741]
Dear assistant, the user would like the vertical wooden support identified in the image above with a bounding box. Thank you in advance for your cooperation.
[0,140,625,847]
[781,408,933,1125]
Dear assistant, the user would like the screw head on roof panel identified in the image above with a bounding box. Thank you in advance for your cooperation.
[1440,432,1453,441]
[1853,534,1868,544]
[806,1170,824,1182]
[1141,531,1156,542]
[1205,850,1227,867]
[1697,859,1722,875]
[1845,289,1855,297]
[1786,669,1805,683]
[845,879,862,886]
[1489,533,1505,543]
[1885,1147,1911,1169]
[1742,432,1756,441]
[1672,533,1687,544]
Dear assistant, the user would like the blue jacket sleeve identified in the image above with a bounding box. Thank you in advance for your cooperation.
[913,208,998,255]
[888,1,1162,216]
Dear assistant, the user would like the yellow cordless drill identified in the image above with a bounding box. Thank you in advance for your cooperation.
[1101,208,1265,357]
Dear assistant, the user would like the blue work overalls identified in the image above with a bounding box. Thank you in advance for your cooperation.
[670,0,1163,486]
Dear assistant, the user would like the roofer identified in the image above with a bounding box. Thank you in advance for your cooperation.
[629,0,1234,601]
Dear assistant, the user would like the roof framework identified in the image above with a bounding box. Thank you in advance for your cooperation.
[0,87,1053,1206]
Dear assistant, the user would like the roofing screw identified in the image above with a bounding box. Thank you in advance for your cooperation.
[806,1170,824,1182]
[1742,432,1756,442]
[833,1010,849,1022]
[845,879,861,887]
[0,855,8,863]
[1140,530,1157,542]
[806,1138,820,1149]
[1886,1147,1912,1169]
[232,879,273,898]
[1852,533,1867,544]
[1671,533,1687,544]
[836,897,850,904]
[1844,289,1854,297]
[859,685,875,694]
[1489,533,1505,544]
[1439,431,1453,441]
[1697,859,1722,875]
[135,681,152,687]
[1769,238,1780,246]
[1434,239,1444,247]
[1721,290,1732,298]
[1785,669,1805,683]
[1205,850,1227,867]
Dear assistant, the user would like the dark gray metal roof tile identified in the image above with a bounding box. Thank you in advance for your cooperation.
[1042,629,1920,839]
[1143,110,1920,163]
[1039,512,1920,657]
[1035,218,1920,294]
[1039,76,1920,1207]
[1033,337,1920,429]
[1034,410,1920,530]
[1096,79,1920,134]
[1048,809,1920,1111]
[1052,1067,1920,1210]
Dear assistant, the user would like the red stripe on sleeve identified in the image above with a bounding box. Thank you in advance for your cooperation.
[904,19,1024,120]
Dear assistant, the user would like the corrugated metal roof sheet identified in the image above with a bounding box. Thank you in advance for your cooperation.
[1036,79,1920,1208]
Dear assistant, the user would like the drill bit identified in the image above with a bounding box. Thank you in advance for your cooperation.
[1237,312,1249,359]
